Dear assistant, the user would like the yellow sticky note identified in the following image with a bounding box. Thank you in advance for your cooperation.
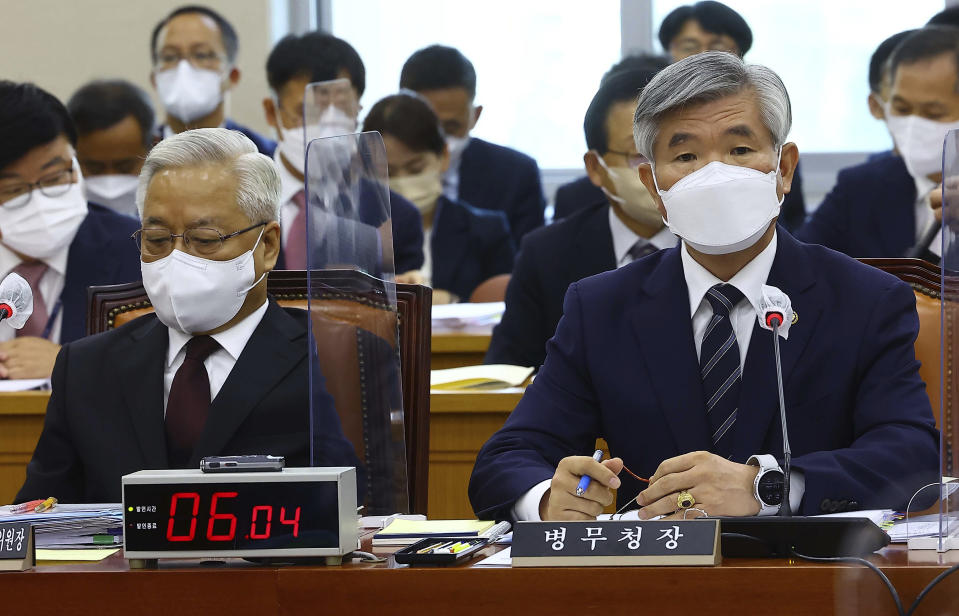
[36,548,119,562]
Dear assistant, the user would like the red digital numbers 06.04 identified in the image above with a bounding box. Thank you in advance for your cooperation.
[165,492,301,542]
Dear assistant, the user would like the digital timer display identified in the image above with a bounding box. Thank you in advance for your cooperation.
[124,481,340,552]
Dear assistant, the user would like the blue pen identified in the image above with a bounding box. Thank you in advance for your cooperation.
[575,449,604,496]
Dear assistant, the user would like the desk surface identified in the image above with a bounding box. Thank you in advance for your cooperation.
[2,543,958,615]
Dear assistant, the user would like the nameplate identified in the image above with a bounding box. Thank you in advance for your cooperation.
[512,520,720,567]
[0,522,35,572]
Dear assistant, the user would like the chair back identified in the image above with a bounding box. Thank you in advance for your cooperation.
[469,274,511,303]
[88,269,432,514]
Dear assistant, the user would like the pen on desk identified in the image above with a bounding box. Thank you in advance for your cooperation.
[9,499,44,514]
[575,449,605,496]
[34,497,57,513]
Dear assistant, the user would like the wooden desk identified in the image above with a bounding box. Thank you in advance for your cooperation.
[0,391,48,504]
[430,327,492,370]
[1,544,958,615]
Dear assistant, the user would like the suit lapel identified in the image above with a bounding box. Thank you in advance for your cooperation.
[633,247,713,453]
[118,316,169,468]
[188,302,307,466]
[430,198,471,286]
[62,211,122,341]
[731,230,822,461]
[569,204,616,283]
[877,156,917,256]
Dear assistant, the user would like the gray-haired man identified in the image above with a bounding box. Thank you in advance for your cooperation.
[17,128,359,503]
[469,52,938,523]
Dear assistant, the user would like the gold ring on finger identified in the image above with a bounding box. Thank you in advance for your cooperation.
[677,490,695,509]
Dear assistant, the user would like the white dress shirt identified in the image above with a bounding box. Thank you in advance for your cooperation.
[274,150,303,249]
[441,145,465,201]
[163,300,269,413]
[0,242,70,343]
[608,207,677,268]
[512,231,803,521]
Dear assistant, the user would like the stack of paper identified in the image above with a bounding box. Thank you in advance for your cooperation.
[432,302,505,329]
[888,514,959,542]
[373,519,509,546]
[431,364,534,390]
[0,503,122,549]
[0,378,50,392]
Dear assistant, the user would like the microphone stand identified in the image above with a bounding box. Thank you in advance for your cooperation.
[771,317,791,517]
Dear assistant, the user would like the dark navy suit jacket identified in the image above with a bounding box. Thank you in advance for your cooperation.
[431,196,514,301]
[458,138,545,243]
[553,163,808,231]
[469,230,939,520]
[154,119,277,157]
[60,204,141,343]
[486,202,615,368]
[796,151,918,258]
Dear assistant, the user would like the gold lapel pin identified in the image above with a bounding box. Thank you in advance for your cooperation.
[791,311,799,325]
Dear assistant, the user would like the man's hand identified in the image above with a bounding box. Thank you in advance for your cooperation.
[0,336,60,379]
[637,451,759,519]
[930,183,943,222]
[395,270,424,285]
[539,455,624,521]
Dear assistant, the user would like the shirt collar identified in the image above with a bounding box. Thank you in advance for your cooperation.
[680,231,778,319]
[274,149,305,208]
[166,300,270,368]
[608,206,678,265]
[0,232,73,277]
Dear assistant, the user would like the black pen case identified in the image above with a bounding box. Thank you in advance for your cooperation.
[392,537,491,566]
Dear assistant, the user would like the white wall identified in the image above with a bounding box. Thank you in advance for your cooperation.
[0,0,275,135]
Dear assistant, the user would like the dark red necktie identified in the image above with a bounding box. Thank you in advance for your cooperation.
[285,189,308,269]
[165,335,220,467]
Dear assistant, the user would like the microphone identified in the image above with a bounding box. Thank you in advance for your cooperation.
[0,272,34,329]
[757,285,793,517]
[906,220,941,259]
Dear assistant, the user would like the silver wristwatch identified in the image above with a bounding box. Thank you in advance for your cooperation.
[748,454,785,516]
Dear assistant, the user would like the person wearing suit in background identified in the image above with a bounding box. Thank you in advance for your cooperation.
[798,26,959,261]
[400,45,545,245]
[364,93,514,304]
[655,1,808,232]
[552,55,669,222]
[0,82,140,381]
[150,5,276,156]
[68,79,156,218]
[16,128,359,503]
[469,52,939,523]
[262,31,424,275]
[486,67,676,368]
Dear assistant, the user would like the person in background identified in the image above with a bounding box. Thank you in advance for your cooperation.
[469,52,938,523]
[400,45,545,244]
[553,55,669,221]
[150,5,276,155]
[363,93,514,304]
[486,67,675,368]
[866,30,916,123]
[67,79,155,218]
[0,82,140,379]
[262,31,424,275]
[16,128,359,503]
[929,5,959,28]
[798,26,959,260]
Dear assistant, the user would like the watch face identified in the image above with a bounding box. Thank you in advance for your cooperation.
[758,470,785,506]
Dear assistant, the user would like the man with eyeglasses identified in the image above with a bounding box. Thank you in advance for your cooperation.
[17,128,359,503]
[0,81,140,380]
[485,66,676,369]
[150,5,276,156]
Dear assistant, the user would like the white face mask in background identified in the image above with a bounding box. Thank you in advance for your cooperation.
[595,155,663,228]
[652,150,783,255]
[155,60,224,123]
[390,168,444,216]
[85,174,139,217]
[310,105,358,139]
[141,228,266,334]
[884,111,959,187]
[0,161,89,260]
[445,135,470,164]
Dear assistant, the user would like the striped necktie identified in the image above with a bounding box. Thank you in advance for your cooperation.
[700,283,745,457]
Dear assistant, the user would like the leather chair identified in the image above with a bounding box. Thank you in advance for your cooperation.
[861,258,954,476]
[469,274,511,303]
[87,269,432,514]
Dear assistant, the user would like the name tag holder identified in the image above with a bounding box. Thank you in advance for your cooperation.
[0,521,35,572]
[511,519,720,567]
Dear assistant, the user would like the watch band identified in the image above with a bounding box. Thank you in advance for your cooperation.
[748,454,783,516]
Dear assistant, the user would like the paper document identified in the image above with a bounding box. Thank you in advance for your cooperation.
[814,509,894,527]
[0,378,49,392]
[475,547,511,566]
[888,514,959,542]
[0,503,123,549]
[432,302,504,329]
[37,548,119,562]
[431,364,533,390]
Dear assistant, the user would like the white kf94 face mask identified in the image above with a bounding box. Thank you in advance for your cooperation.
[140,228,266,334]
[651,150,783,255]
[155,60,224,123]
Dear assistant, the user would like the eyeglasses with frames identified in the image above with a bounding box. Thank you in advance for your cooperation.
[132,221,267,257]
[0,167,76,208]
[605,150,649,169]
[155,49,224,71]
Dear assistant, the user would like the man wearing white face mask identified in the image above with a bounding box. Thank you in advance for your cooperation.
[149,6,276,156]
[16,128,360,503]
[486,66,676,368]
[799,26,959,260]
[67,79,155,218]
[262,31,424,275]
[0,82,140,381]
[470,52,938,523]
